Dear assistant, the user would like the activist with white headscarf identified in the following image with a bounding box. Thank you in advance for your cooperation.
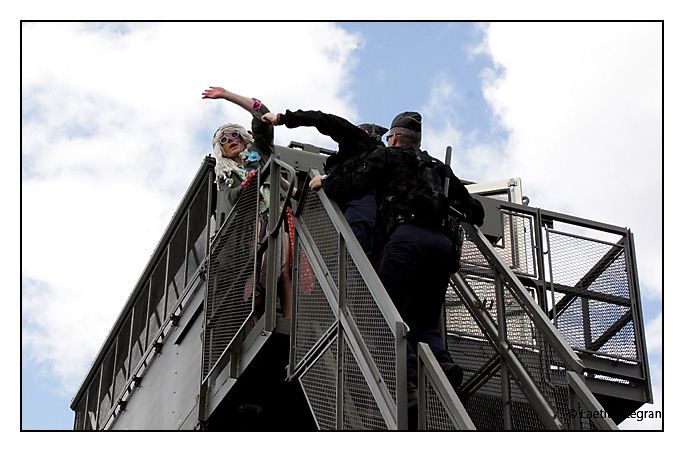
[203,87,274,219]
[202,86,291,320]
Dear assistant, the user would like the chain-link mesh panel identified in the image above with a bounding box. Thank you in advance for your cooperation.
[461,368,505,431]
[446,281,504,430]
[342,338,389,430]
[548,230,635,361]
[453,227,581,430]
[495,210,537,278]
[300,190,339,287]
[202,182,259,380]
[294,243,337,369]
[504,287,537,347]
[424,377,456,430]
[501,283,573,429]
[460,232,494,273]
[567,388,601,431]
[445,283,485,339]
[509,373,546,430]
[447,335,496,385]
[599,320,636,359]
[300,337,339,430]
[344,248,397,401]
[547,230,628,297]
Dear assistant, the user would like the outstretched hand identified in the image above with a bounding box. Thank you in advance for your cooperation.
[309,175,324,191]
[202,86,226,99]
[261,112,279,125]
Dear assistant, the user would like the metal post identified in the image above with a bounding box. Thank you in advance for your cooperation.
[417,351,427,430]
[581,297,592,349]
[162,244,170,322]
[544,226,558,326]
[265,159,280,332]
[567,387,582,430]
[183,211,191,287]
[533,209,550,316]
[395,321,408,431]
[288,229,300,380]
[336,235,347,430]
[624,230,652,401]
[495,273,512,430]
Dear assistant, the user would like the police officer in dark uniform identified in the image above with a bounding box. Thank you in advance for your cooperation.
[327,111,484,405]
[262,110,387,260]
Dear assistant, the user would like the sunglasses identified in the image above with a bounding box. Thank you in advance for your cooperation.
[219,131,243,145]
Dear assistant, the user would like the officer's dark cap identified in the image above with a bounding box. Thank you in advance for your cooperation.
[390,111,422,133]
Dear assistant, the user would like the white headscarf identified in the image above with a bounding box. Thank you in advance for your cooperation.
[212,123,255,188]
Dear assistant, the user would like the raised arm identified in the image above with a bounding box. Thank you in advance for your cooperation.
[202,86,254,112]
[262,109,371,152]
[203,86,274,162]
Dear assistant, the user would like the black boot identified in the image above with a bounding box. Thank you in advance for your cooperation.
[439,362,463,392]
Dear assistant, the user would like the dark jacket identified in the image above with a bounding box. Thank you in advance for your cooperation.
[279,109,382,203]
[326,145,485,239]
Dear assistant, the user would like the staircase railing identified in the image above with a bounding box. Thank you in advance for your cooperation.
[289,175,476,430]
[199,157,297,422]
[417,342,476,430]
[289,182,409,429]
[448,221,617,430]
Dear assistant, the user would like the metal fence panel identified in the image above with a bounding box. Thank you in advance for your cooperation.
[344,248,397,401]
[202,181,259,380]
[547,228,637,362]
[300,337,338,430]
[294,244,337,369]
[425,381,456,430]
[341,337,389,430]
[300,190,339,287]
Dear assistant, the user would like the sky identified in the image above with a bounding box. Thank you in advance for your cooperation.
[7,3,672,443]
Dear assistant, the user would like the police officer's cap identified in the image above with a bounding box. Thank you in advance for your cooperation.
[390,111,422,133]
[389,111,422,143]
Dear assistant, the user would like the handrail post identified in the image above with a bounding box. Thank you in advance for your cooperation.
[495,273,513,430]
[264,158,280,332]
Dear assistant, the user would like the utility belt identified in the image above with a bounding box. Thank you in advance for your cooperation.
[391,212,461,244]
[388,212,464,273]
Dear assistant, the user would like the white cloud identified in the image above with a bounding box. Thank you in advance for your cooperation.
[477,22,663,431]
[21,22,361,394]
[420,23,663,431]
[479,22,662,300]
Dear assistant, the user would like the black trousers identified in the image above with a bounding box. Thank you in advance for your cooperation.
[378,224,457,381]
[343,193,377,259]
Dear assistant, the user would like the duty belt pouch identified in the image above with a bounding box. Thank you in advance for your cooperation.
[445,216,464,273]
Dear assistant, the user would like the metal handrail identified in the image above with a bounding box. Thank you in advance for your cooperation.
[417,342,476,430]
[461,222,584,373]
[453,221,617,429]
[290,175,410,429]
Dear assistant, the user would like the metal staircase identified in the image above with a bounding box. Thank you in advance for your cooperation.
[72,148,651,431]
[199,155,648,430]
